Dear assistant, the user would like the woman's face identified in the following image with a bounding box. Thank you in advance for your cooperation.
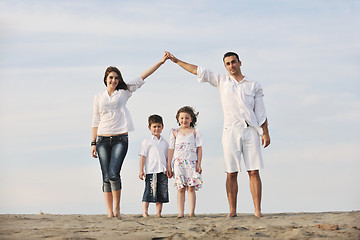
[106,71,119,90]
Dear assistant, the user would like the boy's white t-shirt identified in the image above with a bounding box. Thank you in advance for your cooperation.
[140,135,169,174]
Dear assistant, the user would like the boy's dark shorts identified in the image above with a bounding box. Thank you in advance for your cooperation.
[142,172,169,203]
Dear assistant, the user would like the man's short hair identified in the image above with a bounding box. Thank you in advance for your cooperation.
[148,114,164,126]
[223,52,240,62]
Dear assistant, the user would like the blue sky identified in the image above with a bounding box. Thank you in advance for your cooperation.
[0,0,359,215]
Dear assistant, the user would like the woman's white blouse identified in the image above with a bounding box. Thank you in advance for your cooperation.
[92,76,144,135]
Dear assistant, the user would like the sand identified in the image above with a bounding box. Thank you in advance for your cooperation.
[0,211,359,239]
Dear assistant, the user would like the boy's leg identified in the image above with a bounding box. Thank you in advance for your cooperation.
[187,186,196,217]
[177,188,185,218]
[142,202,150,217]
[156,202,163,217]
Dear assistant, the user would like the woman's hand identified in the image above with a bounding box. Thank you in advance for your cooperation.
[91,145,97,158]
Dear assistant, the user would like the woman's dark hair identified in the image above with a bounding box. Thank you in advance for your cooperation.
[176,106,199,127]
[223,52,240,62]
[103,66,128,90]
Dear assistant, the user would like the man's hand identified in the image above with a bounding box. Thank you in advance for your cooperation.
[165,51,178,63]
[262,133,271,148]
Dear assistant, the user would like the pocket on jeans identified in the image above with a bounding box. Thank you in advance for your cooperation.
[96,136,104,144]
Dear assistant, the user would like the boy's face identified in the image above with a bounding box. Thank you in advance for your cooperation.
[149,122,164,137]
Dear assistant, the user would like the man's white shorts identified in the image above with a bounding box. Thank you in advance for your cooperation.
[222,126,263,173]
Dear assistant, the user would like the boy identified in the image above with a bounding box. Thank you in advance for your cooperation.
[139,114,169,217]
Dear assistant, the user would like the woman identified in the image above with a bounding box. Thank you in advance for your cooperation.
[91,52,169,218]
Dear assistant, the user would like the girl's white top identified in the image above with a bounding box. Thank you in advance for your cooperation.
[92,76,144,135]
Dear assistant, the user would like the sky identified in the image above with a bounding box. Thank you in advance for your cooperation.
[0,0,359,215]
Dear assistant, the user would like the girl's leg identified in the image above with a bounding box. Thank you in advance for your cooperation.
[113,190,121,218]
[187,186,196,217]
[104,192,114,217]
[142,202,150,217]
[177,188,186,218]
[156,202,163,217]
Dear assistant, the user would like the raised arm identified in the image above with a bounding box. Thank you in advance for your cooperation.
[140,52,169,80]
[166,51,198,75]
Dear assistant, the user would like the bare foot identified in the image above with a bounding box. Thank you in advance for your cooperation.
[114,210,121,219]
[107,212,114,218]
[177,215,184,218]
[143,213,149,218]
[156,214,163,218]
[226,213,237,218]
[189,214,196,218]
[255,213,263,218]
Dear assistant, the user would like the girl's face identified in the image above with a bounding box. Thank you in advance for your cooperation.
[106,71,119,90]
[178,112,192,128]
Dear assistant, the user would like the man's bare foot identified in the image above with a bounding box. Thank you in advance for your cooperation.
[226,213,237,218]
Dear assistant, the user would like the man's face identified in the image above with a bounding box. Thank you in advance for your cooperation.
[224,55,241,76]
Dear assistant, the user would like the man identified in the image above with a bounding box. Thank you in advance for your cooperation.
[166,51,270,218]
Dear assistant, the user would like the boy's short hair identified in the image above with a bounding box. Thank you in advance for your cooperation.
[148,114,164,126]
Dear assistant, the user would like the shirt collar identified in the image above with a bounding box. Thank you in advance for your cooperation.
[151,135,163,141]
[229,74,248,84]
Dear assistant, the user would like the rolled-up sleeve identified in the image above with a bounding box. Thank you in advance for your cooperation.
[197,66,220,88]
[126,76,145,93]
[254,82,267,126]
[140,140,149,157]
[91,95,100,127]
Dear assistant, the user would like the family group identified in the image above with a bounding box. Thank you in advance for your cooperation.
[90,51,271,219]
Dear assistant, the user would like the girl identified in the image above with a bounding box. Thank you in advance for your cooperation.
[167,106,203,218]
[91,52,169,218]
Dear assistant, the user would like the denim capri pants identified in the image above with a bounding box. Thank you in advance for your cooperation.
[142,172,169,203]
[96,135,128,192]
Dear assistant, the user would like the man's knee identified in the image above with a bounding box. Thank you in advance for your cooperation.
[247,170,260,178]
[227,172,238,181]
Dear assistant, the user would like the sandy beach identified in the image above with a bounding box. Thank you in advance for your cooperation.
[1,211,359,239]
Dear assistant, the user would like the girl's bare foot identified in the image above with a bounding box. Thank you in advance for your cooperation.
[177,215,184,218]
[156,214,163,218]
[143,213,149,218]
[189,214,196,218]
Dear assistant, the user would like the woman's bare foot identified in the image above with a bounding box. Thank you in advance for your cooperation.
[107,211,114,218]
